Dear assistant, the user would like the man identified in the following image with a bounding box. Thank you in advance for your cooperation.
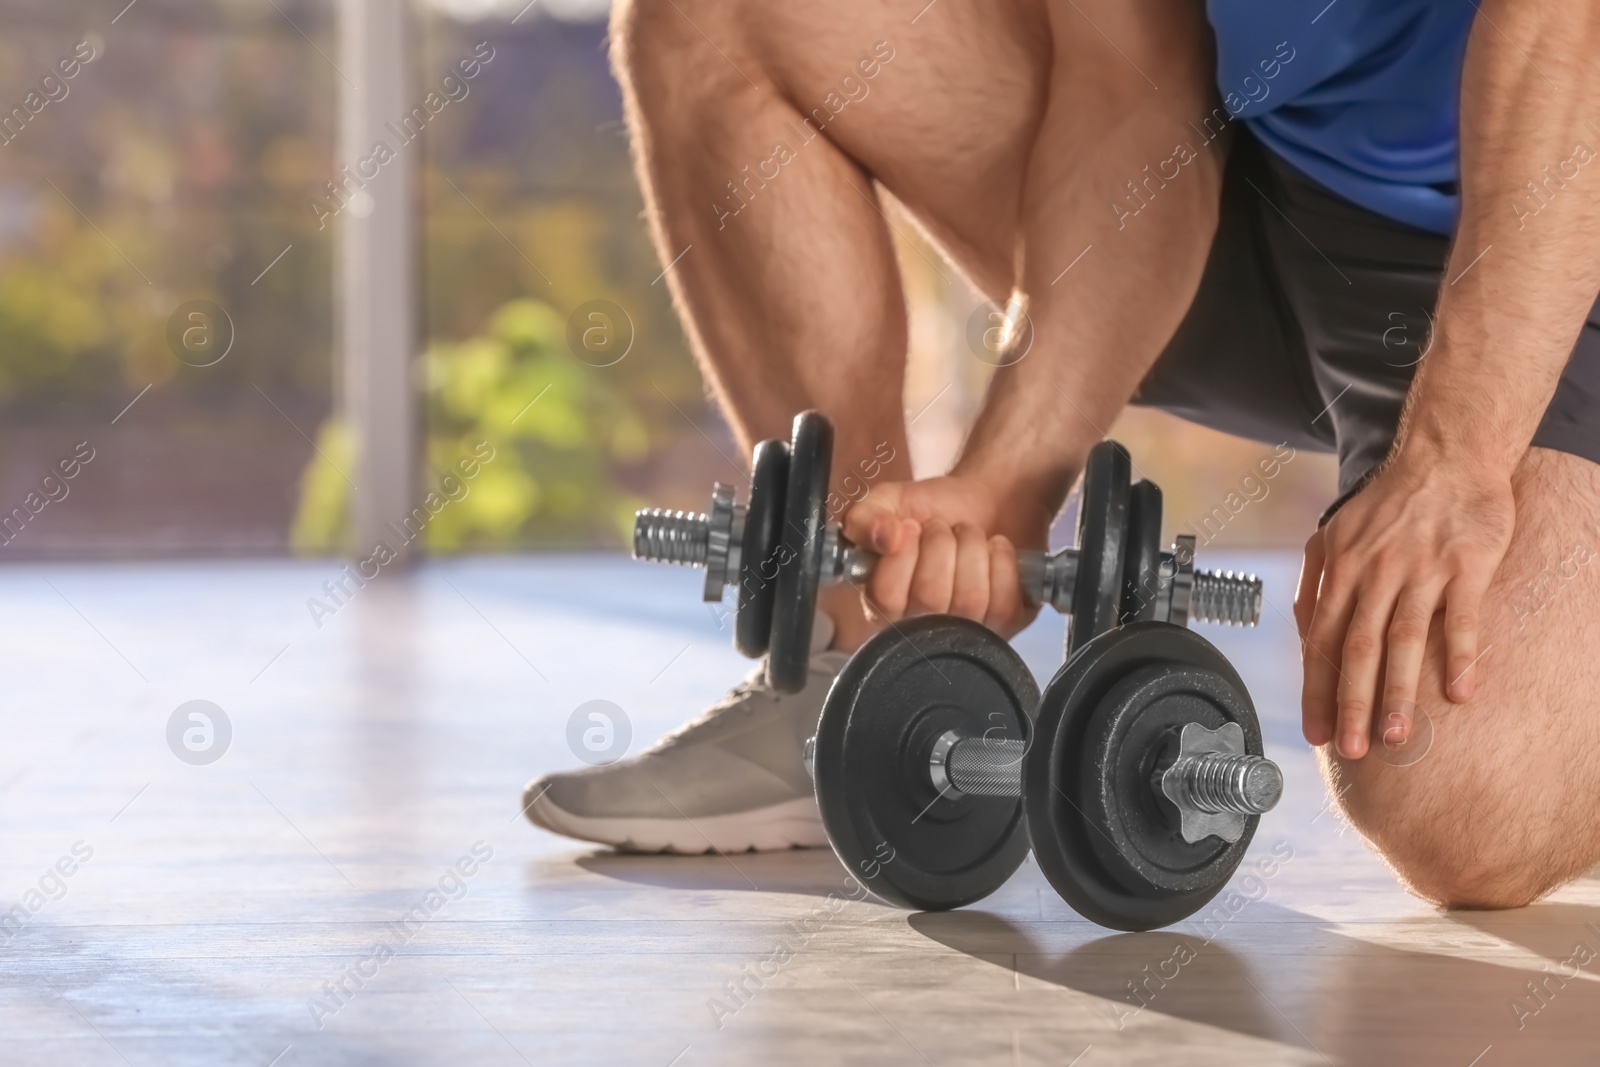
[525,0,1600,909]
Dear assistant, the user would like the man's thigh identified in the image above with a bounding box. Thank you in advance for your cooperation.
[1329,446,1600,907]
[622,0,1051,298]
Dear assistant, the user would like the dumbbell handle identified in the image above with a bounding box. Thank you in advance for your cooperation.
[827,535,1260,627]
[925,731,1282,832]
[801,727,1282,840]
[927,731,1029,797]
[636,498,1263,627]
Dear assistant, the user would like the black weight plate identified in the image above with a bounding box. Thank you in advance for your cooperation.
[1068,441,1131,657]
[769,411,832,693]
[1025,622,1261,931]
[1081,661,1258,892]
[735,438,790,658]
[1120,480,1163,624]
[813,616,1039,911]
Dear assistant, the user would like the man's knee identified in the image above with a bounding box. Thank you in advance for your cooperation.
[1322,722,1566,911]
[611,0,679,94]
[1334,448,1600,911]
[611,0,749,105]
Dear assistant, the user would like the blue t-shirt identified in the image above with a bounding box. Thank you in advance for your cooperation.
[1207,0,1476,234]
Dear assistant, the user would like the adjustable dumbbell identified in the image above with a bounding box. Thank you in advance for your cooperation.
[632,410,1263,692]
[809,615,1284,931]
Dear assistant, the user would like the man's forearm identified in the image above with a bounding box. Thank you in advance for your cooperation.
[953,2,1222,527]
[1399,2,1600,474]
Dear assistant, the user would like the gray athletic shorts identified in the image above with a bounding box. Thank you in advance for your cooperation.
[1131,126,1600,522]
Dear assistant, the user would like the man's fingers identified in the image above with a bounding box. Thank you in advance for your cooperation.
[1443,569,1492,702]
[841,488,905,555]
[1301,581,1356,749]
[863,518,920,621]
[1294,530,1326,640]
[1294,528,1333,747]
[1333,580,1404,760]
[906,520,957,616]
[984,535,1022,632]
[948,523,991,621]
[1380,583,1444,752]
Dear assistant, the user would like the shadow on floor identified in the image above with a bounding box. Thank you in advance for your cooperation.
[910,900,1600,1065]
[574,845,863,900]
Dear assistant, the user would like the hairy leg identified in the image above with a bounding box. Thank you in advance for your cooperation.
[1325,447,1600,907]
[611,0,1049,649]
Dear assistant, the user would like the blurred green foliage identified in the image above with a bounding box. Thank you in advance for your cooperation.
[426,297,651,548]
[291,295,654,553]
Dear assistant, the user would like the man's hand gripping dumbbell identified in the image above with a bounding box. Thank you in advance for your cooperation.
[630,412,1262,692]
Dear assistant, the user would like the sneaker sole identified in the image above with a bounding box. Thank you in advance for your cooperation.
[523,785,828,854]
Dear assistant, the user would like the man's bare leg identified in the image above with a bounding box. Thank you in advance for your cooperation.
[612,0,1051,650]
[520,0,1059,854]
[1326,447,1600,906]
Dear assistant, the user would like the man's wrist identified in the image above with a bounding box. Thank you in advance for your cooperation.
[1393,390,1525,480]
[949,447,1077,538]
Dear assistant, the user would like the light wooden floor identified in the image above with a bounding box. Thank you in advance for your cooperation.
[2,554,1597,1066]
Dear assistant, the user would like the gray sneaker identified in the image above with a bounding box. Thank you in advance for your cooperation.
[522,650,848,853]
